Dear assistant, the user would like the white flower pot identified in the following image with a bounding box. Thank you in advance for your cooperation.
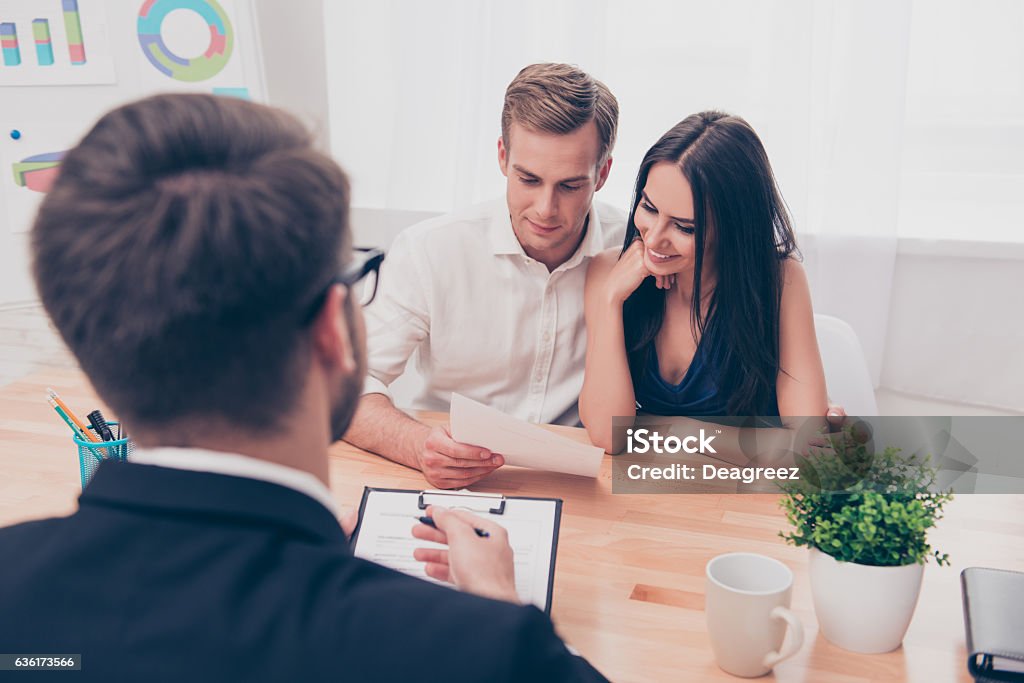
[808,547,924,653]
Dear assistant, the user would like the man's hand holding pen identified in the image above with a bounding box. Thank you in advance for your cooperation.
[411,505,518,604]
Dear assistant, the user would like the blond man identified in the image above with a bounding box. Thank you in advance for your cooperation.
[343,63,626,488]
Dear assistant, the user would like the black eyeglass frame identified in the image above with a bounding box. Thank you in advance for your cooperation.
[302,247,385,324]
[337,247,385,303]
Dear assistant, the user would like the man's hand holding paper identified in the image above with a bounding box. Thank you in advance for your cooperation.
[418,424,505,489]
[450,394,604,478]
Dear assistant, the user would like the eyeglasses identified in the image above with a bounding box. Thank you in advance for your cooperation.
[337,247,385,306]
[302,247,385,324]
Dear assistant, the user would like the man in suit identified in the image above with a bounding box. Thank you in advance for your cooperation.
[0,94,607,681]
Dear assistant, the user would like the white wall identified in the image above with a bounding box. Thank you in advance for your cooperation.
[252,0,330,152]
[880,243,1024,411]
[0,233,34,307]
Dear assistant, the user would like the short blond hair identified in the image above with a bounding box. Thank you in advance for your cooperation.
[501,63,619,167]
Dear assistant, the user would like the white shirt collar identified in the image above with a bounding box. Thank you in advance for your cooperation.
[130,446,340,518]
[487,200,609,268]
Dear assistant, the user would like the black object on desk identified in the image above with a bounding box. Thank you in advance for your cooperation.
[961,567,1024,682]
[87,410,115,442]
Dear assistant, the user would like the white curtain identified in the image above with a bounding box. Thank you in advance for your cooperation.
[799,0,912,386]
[325,0,611,212]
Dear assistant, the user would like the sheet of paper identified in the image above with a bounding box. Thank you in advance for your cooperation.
[352,489,557,611]
[449,393,604,478]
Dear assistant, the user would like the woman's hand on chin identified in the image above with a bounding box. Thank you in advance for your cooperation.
[606,239,653,304]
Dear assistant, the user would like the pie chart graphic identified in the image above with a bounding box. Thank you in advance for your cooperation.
[137,0,233,82]
[12,151,65,193]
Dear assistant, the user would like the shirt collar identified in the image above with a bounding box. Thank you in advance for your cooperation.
[488,198,608,269]
[130,446,340,519]
[488,199,525,256]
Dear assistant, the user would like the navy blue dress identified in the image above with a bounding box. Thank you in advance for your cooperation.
[632,327,779,419]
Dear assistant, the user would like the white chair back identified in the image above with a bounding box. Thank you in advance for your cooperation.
[814,314,878,416]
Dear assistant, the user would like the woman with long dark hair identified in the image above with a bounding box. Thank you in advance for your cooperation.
[579,111,828,452]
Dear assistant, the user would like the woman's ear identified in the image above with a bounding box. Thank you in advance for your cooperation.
[310,285,356,375]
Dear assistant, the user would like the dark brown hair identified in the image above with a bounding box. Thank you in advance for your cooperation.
[33,94,351,432]
[501,62,619,166]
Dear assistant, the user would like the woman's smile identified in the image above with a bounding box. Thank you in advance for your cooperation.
[647,247,680,263]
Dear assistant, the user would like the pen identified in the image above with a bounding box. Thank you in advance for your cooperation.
[87,409,117,460]
[87,410,115,442]
[47,388,99,442]
[414,515,490,538]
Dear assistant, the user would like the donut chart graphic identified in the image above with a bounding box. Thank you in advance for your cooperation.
[137,0,233,82]
[12,151,65,193]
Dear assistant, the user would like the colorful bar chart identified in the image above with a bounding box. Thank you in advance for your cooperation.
[62,0,86,65]
[0,22,20,66]
[32,19,53,66]
[0,1,115,85]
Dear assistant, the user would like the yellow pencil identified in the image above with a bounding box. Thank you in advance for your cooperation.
[47,388,99,442]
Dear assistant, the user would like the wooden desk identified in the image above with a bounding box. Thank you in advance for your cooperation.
[2,368,1022,682]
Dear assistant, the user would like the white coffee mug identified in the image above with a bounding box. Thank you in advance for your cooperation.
[705,552,805,677]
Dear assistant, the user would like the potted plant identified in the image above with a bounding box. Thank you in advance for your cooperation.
[779,427,953,654]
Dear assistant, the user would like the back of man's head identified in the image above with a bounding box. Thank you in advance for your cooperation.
[33,94,351,435]
[501,62,619,167]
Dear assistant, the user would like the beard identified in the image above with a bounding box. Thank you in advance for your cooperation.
[329,370,363,442]
[328,295,367,442]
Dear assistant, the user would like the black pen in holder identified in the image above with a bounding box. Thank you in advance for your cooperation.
[87,410,115,442]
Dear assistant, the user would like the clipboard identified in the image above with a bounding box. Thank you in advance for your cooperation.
[351,487,563,614]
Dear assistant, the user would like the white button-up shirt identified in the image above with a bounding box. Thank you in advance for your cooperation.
[363,198,626,426]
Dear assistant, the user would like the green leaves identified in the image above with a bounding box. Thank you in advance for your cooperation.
[778,428,953,567]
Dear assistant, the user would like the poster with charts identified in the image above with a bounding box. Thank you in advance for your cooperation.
[0,0,116,86]
[1,0,264,235]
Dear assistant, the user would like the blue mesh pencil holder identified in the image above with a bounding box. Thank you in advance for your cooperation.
[73,423,133,489]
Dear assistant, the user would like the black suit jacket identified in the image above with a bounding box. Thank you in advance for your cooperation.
[0,461,608,682]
